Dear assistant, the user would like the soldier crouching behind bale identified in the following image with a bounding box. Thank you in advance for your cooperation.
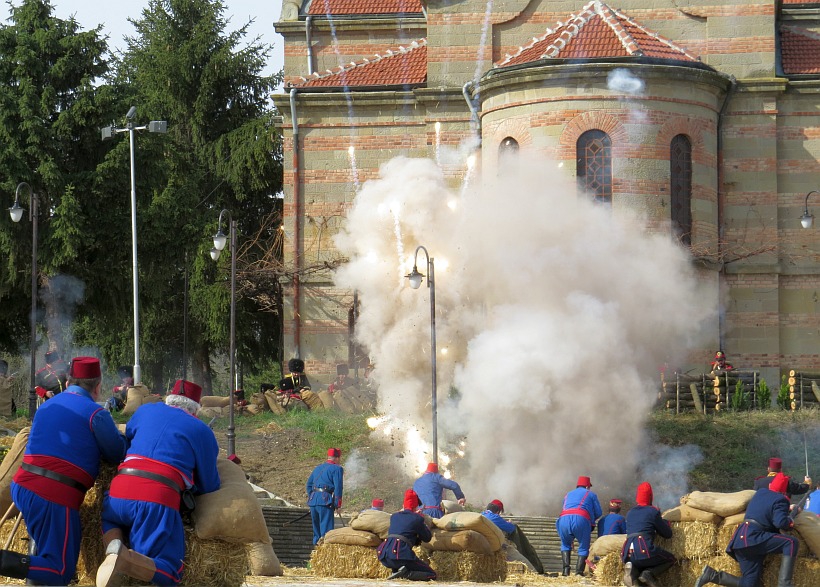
[377,489,436,581]
[482,499,544,574]
[96,379,221,587]
[621,482,675,587]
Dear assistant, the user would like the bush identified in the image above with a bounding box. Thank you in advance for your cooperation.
[778,375,791,410]
[756,378,771,409]
[731,379,749,411]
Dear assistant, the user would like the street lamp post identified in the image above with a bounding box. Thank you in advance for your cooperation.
[801,190,819,229]
[102,107,168,384]
[8,182,40,419]
[405,245,438,465]
[210,209,237,456]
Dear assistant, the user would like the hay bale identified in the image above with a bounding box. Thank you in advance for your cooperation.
[349,509,391,538]
[310,543,389,579]
[422,529,493,554]
[322,527,382,547]
[761,554,820,587]
[716,521,740,553]
[433,512,505,551]
[0,428,28,516]
[656,521,717,561]
[681,490,756,517]
[247,541,282,576]
[663,504,722,524]
[181,526,247,586]
[417,548,507,582]
[593,552,623,586]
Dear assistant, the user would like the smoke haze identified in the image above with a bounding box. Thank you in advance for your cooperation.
[334,154,714,514]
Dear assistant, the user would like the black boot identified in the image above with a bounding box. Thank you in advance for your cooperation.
[575,555,587,576]
[387,566,408,580]
[638,569,660,587]
[777,555,796,587]
[623,562,639,587]
[561,551,571,576]
[0,550,29,580]
[403,570,435,581]
[695,565,741,587]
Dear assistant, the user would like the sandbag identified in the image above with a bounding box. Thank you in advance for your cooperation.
[322,527,382,547]
[245,403,263,415]
[200,395,231,408]
[722,512,746,527]
[318,391,335,410]
[301,390,325,411]
[263,391,286,415]
[680,490,756,517]
[433,512,505,552]
[192,458,271,544]
[422,529,493,554]
[589,534,626,559]
[332,391,356,414]
[662,504,722,524]
[247,541,283,576]
[250,392,268,410]
[350,509,391,538]
[441,499,464,514]
[0,428,28,515]
[198,407,223,420]
[794,510,820,558]
[122,384,150,415]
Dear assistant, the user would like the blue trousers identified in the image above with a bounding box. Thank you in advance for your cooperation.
[310,505,335,544]
[556,514,592,556]
[733,534,799,587]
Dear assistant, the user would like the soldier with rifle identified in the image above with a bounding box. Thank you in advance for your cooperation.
[306,448,344,544]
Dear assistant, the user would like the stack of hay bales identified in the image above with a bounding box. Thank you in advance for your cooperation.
[310,510,507,582]
[593,490,820,587]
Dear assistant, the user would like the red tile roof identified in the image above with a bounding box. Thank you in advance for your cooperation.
[782,0,813,4]
[781,26,820,75]
[306,0,423,15]
[294,39,427,88]
[497,0,699,68]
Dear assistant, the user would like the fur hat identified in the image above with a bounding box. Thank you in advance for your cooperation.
[170,379,203,404]
[117,365,133,379]
[336,363,349,376]
[69,357,101,379]
[636,482,653,506]
[403,489,419,510]
[288,358,305,373]
[45,350,60,363]
[279,377,295,392]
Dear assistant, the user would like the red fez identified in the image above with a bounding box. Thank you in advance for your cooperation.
[403,489,419,510]
[426,462,439,474]
[768,458,782,472]
[228,453,242,465]
[636,482,653,506]
[577,475,592,488]
[372,498,384,508]
[770,473,790,494]
[490,499,504,512]
[69,357,101,379]
[170,379,202,404]
[609,499,622,509]
[328,448,341,458]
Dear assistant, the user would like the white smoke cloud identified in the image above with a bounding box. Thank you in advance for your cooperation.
[607,68,645,95]
[333,154,714,515]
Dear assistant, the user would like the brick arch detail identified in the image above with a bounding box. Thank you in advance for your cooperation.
[561,111,627,155]
[656,117,703,154]
[488,118,533,151]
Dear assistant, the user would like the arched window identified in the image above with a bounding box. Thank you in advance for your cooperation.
[499,137,519,156]
[670,134,692,245]
[498,137,519,177]
[576,130,612,204]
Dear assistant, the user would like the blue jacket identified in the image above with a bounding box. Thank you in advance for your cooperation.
[727,488,793,556]
[307,460,344,508]
[559,487,603,528]
[482,509,515,535]
[597,512,626,537]
[621,505,672,563]
[806,489,820,515]
[412,472,464,511]
[378,509,432,562]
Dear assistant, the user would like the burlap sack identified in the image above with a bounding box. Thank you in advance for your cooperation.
[722,512,746,527]
[250,392,268,410]
[331,391,356,414]
[662,504,722,524]
[122,385,162,416]
[680,490,756,517]
[200,396,231,408]
[0,377,13,417]
[0,428,28,515]
[350,509,391,538]
[589,534,626,559]
[192,458,271,544]
[245,403,262,415]
[433,512,505,551]
[247,541,283,576]
[318,391,335,410]
[263,391,286,415]
[423,528,493,554]
[441,499,464,514]
[322,527,382,547]
[794,510,820,558]
[198,407,223,420]
[301,390,324,411]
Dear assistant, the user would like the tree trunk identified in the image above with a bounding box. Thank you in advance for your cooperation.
[192,345,213,396]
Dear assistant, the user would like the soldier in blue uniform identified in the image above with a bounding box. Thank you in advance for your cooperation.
[412,462,465,519]
[753,457,811,498]
[377,488,435,580]
[482,499,544,574]
[695,472,798,587]
[806,482,820,515]
[0,357,127,584]
[307,448,344,544]
[597,498,626,537]
[621,482,674,587]
[556,475,602,576]
[96,379,221,587]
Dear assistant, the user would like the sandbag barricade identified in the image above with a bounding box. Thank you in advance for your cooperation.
[321,527,382,547]
[433,512,505,552]
[122,384,162,416]
[349,508,391,539]
[247,541,283,576]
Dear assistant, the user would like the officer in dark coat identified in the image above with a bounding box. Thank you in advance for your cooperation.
[597,498,626,537]
[556,475,602,576]
[377,488,435,581]
[753,457,811,497]
[306,448,344,544]
[695,472,798,587]
[621,482,675,587]
[412,462,465,519]
[34,350,68,399]
[282,358,311,392]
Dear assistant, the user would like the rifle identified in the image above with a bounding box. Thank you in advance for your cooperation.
[789,492,810,519]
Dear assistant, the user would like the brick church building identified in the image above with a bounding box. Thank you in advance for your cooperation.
[272,0,820,384]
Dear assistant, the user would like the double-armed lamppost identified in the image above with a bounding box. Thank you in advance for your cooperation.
[101,106,168,384]
[8,182,40,419]
[405,245,438,465]
[801,190,819,229]
[210,209,237,456]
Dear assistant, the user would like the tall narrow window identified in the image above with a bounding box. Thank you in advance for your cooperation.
[670,134,692,245]
[498,137,519,177]
[577,130,612,204]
